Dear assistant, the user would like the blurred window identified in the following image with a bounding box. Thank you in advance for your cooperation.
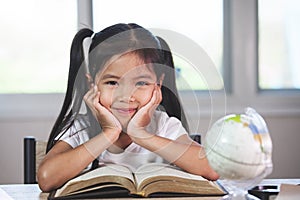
[0,0,76,93]
[258,0,300,90]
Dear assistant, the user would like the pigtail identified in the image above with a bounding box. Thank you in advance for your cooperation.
[156,36,190,132]
[46,28,94,152]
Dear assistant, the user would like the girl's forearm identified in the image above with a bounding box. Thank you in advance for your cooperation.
[132,131,219,180]
[38,144,94,192]
[38,131,118,192]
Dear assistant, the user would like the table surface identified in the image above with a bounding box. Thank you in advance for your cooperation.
[1,179,299,200]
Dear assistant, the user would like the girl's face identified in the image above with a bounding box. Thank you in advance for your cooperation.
[96,53,161,128]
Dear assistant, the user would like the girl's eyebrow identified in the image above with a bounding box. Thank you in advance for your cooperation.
[101,73,156,83]
[101,74,121,80]
[133,75,154,80]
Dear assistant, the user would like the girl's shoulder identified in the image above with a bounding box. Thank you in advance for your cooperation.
[66,114,90,137]
[152,110,182,124]
[55,114,91,146]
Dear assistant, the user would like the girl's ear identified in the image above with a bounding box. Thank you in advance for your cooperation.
[158,73,165,88]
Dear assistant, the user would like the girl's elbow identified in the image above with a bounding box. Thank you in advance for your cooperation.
[37,166,56,192]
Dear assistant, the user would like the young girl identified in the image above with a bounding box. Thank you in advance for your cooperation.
[37,23,219,192]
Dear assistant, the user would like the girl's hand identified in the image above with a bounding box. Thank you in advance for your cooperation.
[127,85,162,139]
[84,85,122,136]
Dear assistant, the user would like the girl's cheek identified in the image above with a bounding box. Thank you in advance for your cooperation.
[99,90,113,109]
[136,89,153,105]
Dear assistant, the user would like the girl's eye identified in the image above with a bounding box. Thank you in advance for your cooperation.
[105,81,118,86]
[136,81,149,87]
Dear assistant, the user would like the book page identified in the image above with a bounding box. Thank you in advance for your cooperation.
[69,163,133,183]
[134,163,206,186]
[56,164,134,197]
[133,163,225,197]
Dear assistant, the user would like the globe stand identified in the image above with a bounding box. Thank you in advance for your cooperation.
[218,165,272,200]
[222,180,259,200]
[221,191,260,200]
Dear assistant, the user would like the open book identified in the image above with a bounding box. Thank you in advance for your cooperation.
[48,163,225,199]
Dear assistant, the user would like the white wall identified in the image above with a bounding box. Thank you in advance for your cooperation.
[0,116,54,184]
[1,111,299,184]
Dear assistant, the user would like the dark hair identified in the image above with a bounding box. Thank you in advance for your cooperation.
[46,23,189,152]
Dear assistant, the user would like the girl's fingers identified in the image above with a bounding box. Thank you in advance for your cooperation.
[150,85,161,107]
[83,88,92,101]
[145,89,157,109]
[155,85,162,105]
[84,85,96,101]
[93,91,102,111]
[84,85,101,118]
[88,86,98,102]
[92,86,99,104]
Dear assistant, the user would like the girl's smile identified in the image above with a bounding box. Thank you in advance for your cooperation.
[112,107,137,115]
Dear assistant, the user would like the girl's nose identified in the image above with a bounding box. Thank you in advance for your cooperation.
[115,85,136,103]
[119,95,136,103]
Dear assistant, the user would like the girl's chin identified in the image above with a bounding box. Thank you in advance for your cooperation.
[111,111,135,131]
[120,124,130,134]
[116,117,130,130]
[112,112,133,123]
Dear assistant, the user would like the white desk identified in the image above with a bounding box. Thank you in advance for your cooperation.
[0,184,47,200]
[0,179,299,200]
[0,184,221,200]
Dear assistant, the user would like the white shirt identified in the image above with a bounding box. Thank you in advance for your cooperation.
[58,110,188,171]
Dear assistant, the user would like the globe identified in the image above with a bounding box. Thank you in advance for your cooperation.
[204,107,273,199]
